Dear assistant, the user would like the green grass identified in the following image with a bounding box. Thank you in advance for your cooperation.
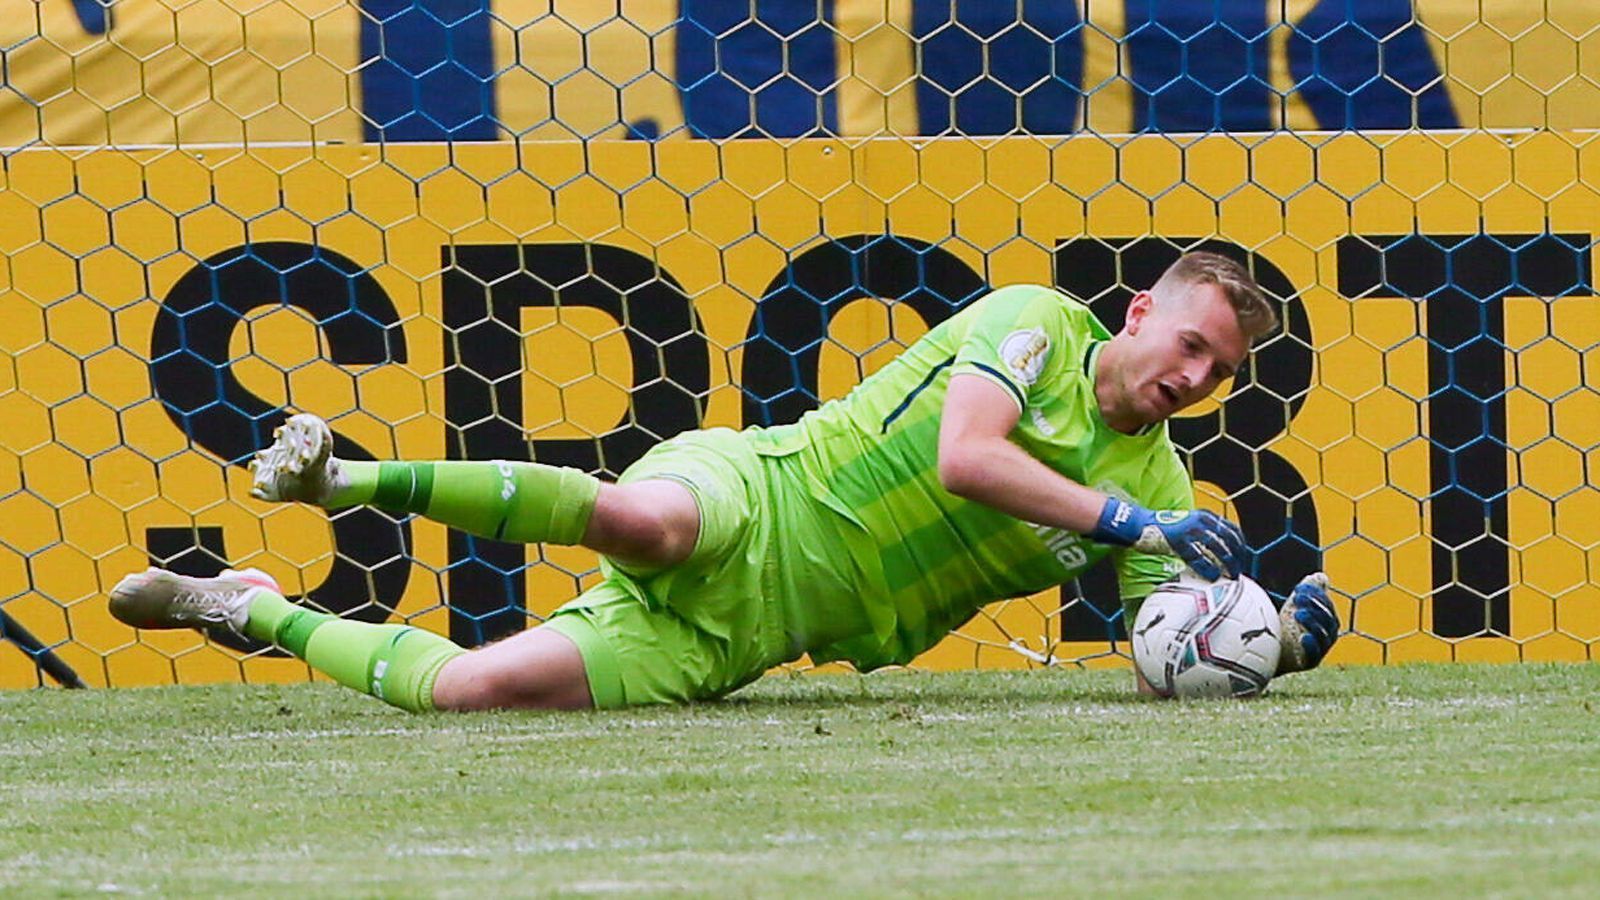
[4,665,1599,898]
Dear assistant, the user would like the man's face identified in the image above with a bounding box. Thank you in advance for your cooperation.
[1113,281,1250,427]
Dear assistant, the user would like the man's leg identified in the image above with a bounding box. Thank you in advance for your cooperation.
[108,568,593,712]
[430,627,592,711]
[250,414,699,569]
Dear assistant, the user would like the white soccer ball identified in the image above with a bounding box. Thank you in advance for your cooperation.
[1131,571,1281,699]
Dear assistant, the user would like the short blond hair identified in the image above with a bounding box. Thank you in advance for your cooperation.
[1153,251,1279,341]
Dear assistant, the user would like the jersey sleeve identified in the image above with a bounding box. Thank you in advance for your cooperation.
[1113,449,1195,623]
[950,285,1094,412]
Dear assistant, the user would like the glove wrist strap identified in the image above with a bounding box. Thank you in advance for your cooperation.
[1090,497,1144,547]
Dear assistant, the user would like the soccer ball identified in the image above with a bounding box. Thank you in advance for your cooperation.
[1131,571,1281,699]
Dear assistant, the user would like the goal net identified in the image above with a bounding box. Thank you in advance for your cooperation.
[2,0,1597,687]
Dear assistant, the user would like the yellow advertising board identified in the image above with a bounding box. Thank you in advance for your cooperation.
[1,131,1597,687]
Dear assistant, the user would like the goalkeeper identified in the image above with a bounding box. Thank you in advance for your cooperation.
[111,252,1339,711]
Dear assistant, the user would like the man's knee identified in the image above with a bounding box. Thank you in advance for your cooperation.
[587,481,700,568]
[431,628,593,711]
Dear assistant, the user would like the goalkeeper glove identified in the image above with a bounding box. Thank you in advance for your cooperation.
[1275,572,1339,674]
[1090,497,1246,581]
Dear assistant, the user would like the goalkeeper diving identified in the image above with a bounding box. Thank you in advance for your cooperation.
[110,252,1339,710]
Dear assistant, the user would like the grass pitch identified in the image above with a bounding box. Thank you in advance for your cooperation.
[3,664,1598,898]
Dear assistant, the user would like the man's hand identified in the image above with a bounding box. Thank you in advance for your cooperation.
[1091,498,1246,581]
[1276,572,1339,675]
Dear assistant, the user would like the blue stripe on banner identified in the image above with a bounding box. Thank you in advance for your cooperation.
[70,0,109,34]
[1124,0,1271,133]
[912,0,1083,136]
[677,0,839,139]
[359,1,497,142]
[1288,0,1459,129]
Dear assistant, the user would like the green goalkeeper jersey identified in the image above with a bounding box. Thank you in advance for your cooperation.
[746,284,1190,670]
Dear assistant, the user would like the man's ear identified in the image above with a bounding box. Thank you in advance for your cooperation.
[1124,290,1155,335]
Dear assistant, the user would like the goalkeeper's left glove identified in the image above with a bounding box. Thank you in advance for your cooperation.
[1276,572,1339,675]
[1089,497,1246,581]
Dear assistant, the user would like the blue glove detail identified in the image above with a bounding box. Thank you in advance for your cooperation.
[1285,572,1339,669]
[1089,497,1246,581]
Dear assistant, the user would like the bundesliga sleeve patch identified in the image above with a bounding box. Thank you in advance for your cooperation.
[999,328,1050,386]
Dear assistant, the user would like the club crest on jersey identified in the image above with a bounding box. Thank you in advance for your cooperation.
[999,328,1050,386]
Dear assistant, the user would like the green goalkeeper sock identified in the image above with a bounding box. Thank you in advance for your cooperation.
[327,460,599,545]
[243,591,465,714]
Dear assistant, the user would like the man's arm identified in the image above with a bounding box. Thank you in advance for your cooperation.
[936,373,1107,533]
[937,374,1246,580]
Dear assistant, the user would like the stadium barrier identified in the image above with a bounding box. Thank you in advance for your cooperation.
[6,0,1598,145]
[1,2,1597,687]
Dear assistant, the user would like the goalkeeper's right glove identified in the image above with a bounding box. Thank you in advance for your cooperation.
[1089,497,1246,581]
[1275,572,1339,674]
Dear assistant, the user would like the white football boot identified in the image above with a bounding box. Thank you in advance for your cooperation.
[109,568,281,634]
[249,413,343,505]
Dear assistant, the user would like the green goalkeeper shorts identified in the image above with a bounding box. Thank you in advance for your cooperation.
[539,427,800,708]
